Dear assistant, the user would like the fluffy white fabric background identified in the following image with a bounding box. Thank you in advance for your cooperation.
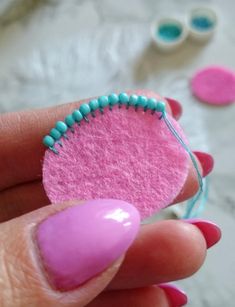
[0,0,235,306]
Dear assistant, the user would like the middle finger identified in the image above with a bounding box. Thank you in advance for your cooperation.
[107,219,220,290]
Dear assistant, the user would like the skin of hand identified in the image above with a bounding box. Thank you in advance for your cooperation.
[0,89,221,307]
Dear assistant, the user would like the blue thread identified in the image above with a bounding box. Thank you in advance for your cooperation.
[162,112,203,210]
[158,23,182,42]
[183,177,209,219]
[191,16,214,31]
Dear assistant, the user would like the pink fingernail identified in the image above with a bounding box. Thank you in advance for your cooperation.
[165,97,183,120]
[36,199,140,291]
[193,151,214,177]
[185,219,221,248]
[159,284,188,307]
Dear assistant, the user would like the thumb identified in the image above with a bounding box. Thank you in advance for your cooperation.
[0,199,140,306]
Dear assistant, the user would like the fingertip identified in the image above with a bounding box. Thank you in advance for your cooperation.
[165,97,183,120]
[159,220,208,277]
[184,219,221,249]
[173,156,202,204]
[158,283,188,307]
[193,151,214,177]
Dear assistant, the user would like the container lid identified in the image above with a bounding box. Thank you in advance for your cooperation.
[151,17,188,52]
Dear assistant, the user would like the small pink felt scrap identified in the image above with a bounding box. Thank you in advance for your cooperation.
[43,106,190,220]
[191,66,235,105]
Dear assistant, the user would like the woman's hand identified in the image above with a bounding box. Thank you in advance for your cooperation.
[0,90,220,306]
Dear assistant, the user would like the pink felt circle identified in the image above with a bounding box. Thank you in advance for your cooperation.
[43,107,189,219]
[191,66,235,105]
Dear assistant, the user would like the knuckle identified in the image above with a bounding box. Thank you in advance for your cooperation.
[0,225,39,305]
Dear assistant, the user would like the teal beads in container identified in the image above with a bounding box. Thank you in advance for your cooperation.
[158,23,182,42]
[72,109,83,122]
[55,121,68,134]
[79,103,91,116]
[89,99,99,111]
[119,93,129,104]
[188,8,217,42]
[43,135,55,148]
[191,16,214,31]
[50,128,61,140]
[65,114,75,127]
[108,93,119,105]
[98,96,109,108]
[151,17,188,52]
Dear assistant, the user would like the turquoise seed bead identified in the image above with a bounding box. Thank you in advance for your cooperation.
[89,99,99,111]
[156,101,166,113]
[50,128,61,140]
[55,121,68,133]
[79,103,91,116]
[108,93,119,105]
[137,95,148,107]
[147,98,157,110]
[119,93,129,104]
[98,96,109,108]
[129,94,138,105]
[43,135,55,148]
[65,114,75,127]
[72,109,83,122]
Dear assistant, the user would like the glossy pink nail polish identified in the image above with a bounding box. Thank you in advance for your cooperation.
[159,284,188,306]
[185,219,221,248]
[36,199,140,291]
[165,97,183,120]
[193,151,214,177]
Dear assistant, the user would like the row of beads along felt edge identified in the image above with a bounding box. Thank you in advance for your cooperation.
[43,93,166,154]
